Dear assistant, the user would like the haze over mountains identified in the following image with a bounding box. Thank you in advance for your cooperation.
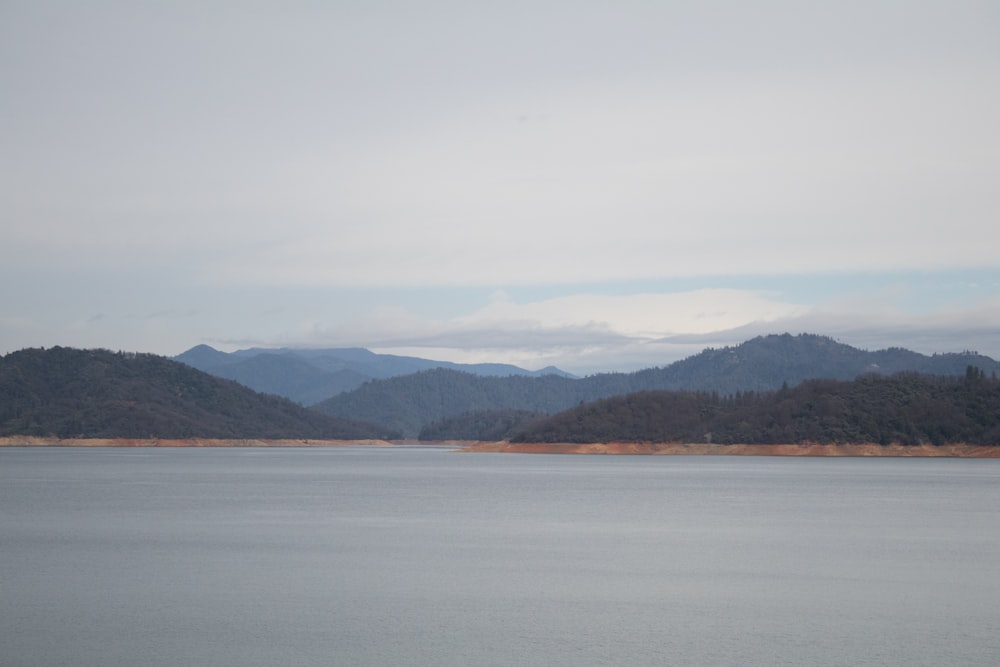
[174,345,574,405]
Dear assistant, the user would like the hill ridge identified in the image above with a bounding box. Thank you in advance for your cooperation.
[0,346,395,439]
[174,345,576,404]
[312,333,1000,437]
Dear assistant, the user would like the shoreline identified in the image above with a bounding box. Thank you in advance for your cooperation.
[0,437,397,448]
[1,437,997,457]
[457,441,1000,457]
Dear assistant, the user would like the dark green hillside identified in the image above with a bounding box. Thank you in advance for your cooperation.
[629,333,874,394]
[624,334,1000,395]
[0,347,395,439]
[512,371,1000,446]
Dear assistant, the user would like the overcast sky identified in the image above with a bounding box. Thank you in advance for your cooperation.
[2,1,998,374]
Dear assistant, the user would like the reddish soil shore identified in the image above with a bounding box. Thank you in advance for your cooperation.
[459,441,1000,457]
[0,436,394,448]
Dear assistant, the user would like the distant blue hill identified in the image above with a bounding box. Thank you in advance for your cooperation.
[173,345,576,405]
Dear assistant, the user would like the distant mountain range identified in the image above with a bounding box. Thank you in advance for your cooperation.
[3,334,998,442]
[311,334,1000,437]
[0,347,395,439]
[174,345,575,405]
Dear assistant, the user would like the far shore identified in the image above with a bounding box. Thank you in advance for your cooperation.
[1,437,998,457]
[0,436,397,448]
[458,441,1000,457]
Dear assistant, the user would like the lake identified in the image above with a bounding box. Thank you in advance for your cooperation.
[2,446,999,666]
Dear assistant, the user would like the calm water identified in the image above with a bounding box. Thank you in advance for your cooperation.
[1,447,998,666]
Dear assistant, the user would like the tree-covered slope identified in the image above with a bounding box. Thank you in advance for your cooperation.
[512,371,1000,446]
[623,333,1000,395]
[0,347,396,439]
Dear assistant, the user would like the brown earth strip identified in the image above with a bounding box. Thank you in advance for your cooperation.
[3,437,996,457]
[458,441,1000,457]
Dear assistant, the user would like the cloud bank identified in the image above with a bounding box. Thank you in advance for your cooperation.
[1,2,997,371]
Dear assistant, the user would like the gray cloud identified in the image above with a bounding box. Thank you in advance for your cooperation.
[2,2,997,365]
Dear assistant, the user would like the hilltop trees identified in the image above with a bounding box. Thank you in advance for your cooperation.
[510,372,1000,446]
[0,347,396,439]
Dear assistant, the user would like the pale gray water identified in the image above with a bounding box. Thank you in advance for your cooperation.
[1,447,998,666]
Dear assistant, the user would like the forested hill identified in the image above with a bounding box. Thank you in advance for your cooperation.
[0,347,396,439]
[314,334,1000,437]
[625,333,1000,395]
[512,371,1000,446]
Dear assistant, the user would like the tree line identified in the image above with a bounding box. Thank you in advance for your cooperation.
[509,370,1000,445]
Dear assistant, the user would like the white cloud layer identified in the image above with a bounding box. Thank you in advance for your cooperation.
[214,286,999,375]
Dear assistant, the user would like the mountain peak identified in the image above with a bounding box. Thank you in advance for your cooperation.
[174,344,235,371]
